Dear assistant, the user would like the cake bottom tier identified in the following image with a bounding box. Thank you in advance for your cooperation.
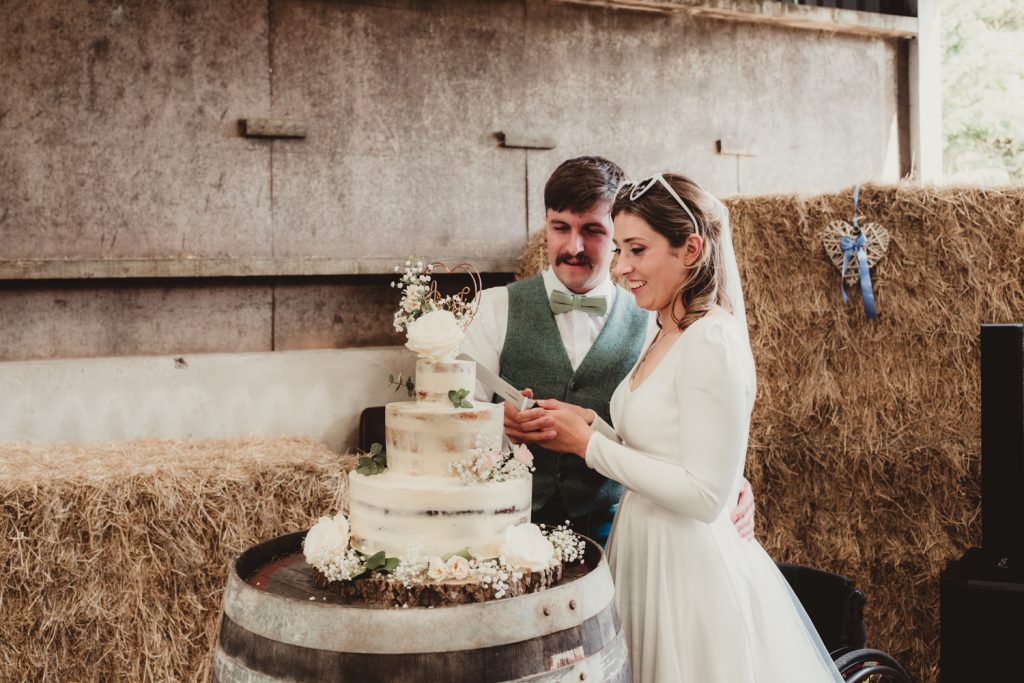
[348,471,532,558]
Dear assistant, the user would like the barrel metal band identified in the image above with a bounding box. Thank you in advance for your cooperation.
[216,600,621,681]
[222,555,616,653]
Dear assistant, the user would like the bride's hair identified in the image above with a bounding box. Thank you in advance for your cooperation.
[612,173,731,332]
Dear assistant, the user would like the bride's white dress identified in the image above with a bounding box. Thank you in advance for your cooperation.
[586,312,843,682]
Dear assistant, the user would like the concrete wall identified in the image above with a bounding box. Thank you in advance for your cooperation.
[0,347,416,451]
[0,0,910,362]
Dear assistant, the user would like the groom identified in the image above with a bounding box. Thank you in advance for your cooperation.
[463,156,755,544]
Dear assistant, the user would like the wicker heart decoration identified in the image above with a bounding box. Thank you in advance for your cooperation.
[821,220,890,286]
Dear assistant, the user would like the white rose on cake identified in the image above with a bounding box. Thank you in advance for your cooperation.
[500,523,555,572]
[405,309,464,360]
[427,556,450,581]
[446,555,470,580]
[303,512,350,563]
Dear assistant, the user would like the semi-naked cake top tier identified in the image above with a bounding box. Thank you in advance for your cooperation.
[413,358,475,406]
[386,358,503,477]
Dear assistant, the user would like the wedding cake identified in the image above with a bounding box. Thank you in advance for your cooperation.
[303,259,583,606]
[348,356,532,558]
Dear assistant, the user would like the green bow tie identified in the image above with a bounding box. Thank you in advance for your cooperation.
[549,290,608,316]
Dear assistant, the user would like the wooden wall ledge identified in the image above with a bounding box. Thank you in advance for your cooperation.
[558,0,919,39]
[0,257,519,280]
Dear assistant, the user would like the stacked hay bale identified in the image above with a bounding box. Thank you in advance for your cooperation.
[0,438,354,682]
[521,184,1024,683]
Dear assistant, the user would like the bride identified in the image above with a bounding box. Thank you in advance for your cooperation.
[536,173,843,682]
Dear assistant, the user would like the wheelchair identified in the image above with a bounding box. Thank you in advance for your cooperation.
[777,563,911,682]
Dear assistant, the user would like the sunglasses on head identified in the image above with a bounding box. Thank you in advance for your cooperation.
[621,174,700,235]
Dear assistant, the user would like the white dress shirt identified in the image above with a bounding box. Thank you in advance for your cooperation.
[462,269,617,401]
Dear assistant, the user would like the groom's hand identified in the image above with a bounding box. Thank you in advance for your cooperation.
[503,388,556,444]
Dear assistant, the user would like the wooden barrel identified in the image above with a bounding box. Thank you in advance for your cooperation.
[212,531,630,682]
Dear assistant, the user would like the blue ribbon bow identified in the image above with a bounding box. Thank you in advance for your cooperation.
[839,184,877,320]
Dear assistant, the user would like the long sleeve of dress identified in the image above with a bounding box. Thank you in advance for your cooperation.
[590,414,620,443]
[584,318,752,523]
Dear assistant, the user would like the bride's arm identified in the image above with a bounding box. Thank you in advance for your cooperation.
[584,321,751,523]
[589,414,620,443]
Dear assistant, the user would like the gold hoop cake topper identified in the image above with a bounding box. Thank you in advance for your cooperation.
[426,261,482,328]
[820,184,888,319]
[391,257,482,332]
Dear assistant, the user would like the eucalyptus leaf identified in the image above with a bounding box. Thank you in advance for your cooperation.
[364,551,387,572]
[356,443,388,476]
[381,557,401,574]
[442,548,473,562]
[448,388,473,409]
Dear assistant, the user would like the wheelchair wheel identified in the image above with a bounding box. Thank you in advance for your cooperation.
[833,647,911,683]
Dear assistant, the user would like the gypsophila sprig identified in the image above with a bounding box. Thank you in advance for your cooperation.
[309,547,366,582]
[391,256,475,332]
[546,524,586,565]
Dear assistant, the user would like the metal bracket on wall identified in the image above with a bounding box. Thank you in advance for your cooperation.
[240,119,307,139]
[496,131,556,150]
[716,139,757,157]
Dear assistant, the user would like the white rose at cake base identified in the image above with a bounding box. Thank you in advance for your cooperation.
[302,512,350,562]
[405,309,464,360]
[500,523,555,572]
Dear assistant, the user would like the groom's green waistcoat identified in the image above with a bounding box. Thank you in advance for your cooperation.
[500,274,647,518]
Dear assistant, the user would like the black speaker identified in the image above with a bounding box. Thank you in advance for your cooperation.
[940,549,1024,681]
[980,323,1024,573]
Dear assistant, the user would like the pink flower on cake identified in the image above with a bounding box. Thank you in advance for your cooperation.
[427,556,450,581]
[405,310,464,360]
[500,523,555,572]
[446,555,470,580]
[482,451,501,469]
[513,444,534,467]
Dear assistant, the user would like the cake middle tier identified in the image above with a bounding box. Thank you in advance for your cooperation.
[348,471,533,558]
[385,401,504,477]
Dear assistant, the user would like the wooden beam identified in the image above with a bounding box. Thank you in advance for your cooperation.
[558,0,918,38]
[0,257,519,280]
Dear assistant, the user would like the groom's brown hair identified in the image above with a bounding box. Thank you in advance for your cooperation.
[544,156,624,214]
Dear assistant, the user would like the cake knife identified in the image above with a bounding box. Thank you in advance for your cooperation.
[456,353,536,411]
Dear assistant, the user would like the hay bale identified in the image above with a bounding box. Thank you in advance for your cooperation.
[0,437,355,682]
[519,184,1024,682]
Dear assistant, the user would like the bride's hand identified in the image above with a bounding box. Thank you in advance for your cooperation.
[534,399,594,458]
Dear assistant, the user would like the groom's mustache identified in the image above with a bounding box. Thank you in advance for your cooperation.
[557,253,592,267]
